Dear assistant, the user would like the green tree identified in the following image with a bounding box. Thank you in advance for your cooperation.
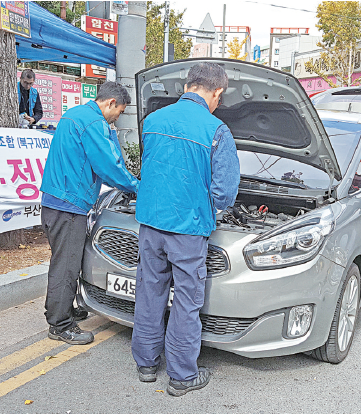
[34,1,85,27]
[123,141,141,176]
[305,1,361,87]
[227,36,249,61]
[146,1,192,67]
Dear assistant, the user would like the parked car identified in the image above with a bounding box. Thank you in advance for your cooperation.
[311,86,361,111]
[78,59,361,363]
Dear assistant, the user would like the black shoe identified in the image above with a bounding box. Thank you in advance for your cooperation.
[137,365,158,382]
[48,325,94,345]
[72,307,88,321]
[167,367,210,397]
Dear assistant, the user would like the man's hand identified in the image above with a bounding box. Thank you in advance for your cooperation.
[24,114,35,124]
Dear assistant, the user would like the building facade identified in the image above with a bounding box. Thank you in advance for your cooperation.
[269,28,309,69]
[193,25,251,61]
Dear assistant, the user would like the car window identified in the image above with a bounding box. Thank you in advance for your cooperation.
[314,94,361,105]
[312,90,361,112]
[238,134,360,189]
[238,151,331,189]
[331,134,360,177]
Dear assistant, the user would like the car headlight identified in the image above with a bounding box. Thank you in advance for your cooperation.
[86,190,118,236]
[243,208,334,270]
[86,208,97,236]
[95,189,118,214]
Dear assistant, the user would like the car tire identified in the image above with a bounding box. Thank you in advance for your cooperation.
[310,263,360,364]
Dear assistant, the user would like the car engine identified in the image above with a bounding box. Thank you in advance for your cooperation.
[220,203,298,230]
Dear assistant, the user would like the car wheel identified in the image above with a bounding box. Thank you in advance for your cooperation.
[310,263,360,364]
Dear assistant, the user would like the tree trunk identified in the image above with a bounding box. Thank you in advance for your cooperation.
[0,30,18,127]
[0,30,24,249]
[0,230,26,249]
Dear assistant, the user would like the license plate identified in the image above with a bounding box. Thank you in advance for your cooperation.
[106,273,174,306]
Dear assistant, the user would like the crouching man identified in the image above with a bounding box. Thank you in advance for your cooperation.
[41,82,139,345]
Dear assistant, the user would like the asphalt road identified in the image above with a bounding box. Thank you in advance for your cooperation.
[1,297,361,414]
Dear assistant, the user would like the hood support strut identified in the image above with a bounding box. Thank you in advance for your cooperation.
[324,159,335,198]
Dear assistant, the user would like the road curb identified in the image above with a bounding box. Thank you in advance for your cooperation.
[0,263,49,311]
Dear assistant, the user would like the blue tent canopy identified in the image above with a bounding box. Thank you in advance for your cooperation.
[15,2,116,68]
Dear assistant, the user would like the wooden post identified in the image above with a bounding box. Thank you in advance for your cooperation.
[60,1,66,20]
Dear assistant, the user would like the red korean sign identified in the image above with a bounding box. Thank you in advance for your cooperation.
[81,15,117,78]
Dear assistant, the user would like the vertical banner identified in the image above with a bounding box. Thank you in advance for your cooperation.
[81,15,118,79]
[0,1,30,37]
[62,80,81,114]
[0,128,52,233]
[81,83,97,105]
[17,71,62,127]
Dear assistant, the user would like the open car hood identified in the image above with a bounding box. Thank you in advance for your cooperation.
[135,58,341,181]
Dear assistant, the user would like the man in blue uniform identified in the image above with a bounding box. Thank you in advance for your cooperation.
[132,62,240,396]
[18,69,43,126]
[41,82,139,345]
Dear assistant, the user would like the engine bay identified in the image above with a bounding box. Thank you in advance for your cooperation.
[220,203,296,230]
[108,185,332,234]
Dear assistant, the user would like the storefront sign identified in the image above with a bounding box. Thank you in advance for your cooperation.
[0,128,52,233]
[81,15,118,79]
[17,71,62,128]
[295,52,361,80]
[62,80,81,114]
[0,1,30,37]
[81,83,97,105]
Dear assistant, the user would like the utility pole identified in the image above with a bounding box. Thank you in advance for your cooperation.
[115,2,147,148]
[221,4,226,58]
[163,1,170,63]
[60,1,66,20]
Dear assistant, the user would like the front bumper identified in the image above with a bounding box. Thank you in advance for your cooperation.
[80,209,345,358]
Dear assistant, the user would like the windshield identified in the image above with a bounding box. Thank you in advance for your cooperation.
[238,133,360,189]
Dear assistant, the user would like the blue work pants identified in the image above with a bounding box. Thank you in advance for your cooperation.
[131,224,208,381]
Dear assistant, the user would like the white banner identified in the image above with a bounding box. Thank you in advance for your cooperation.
[0,128,52,233]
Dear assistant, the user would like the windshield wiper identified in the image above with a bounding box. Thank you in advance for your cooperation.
[240,174,307,189]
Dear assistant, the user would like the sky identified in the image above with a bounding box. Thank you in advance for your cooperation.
[166,0,322,48]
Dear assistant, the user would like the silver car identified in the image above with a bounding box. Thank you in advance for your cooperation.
[78,59,361,363]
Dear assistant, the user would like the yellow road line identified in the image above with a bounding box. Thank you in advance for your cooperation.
[0,324,124,398]
[0,316,111,376]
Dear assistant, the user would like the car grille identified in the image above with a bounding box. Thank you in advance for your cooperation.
[94,228,230,276]
[84,280,135,315]
[200,314,257,335]
[95,228,138,269]
[83,281,257,335]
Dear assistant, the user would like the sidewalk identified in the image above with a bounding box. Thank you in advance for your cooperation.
[0,262,49,311]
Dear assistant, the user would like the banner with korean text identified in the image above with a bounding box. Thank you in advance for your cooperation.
[0,1,31,38]
[17,71,62,127]
[0,128,52,233]
[62,80,81,114]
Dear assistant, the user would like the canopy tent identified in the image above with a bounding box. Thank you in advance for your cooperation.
[15,2,116,68]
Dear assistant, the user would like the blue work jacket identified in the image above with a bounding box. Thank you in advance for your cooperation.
[17,82,38,117]
[41,100,139,212]
[136,92,240,237]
